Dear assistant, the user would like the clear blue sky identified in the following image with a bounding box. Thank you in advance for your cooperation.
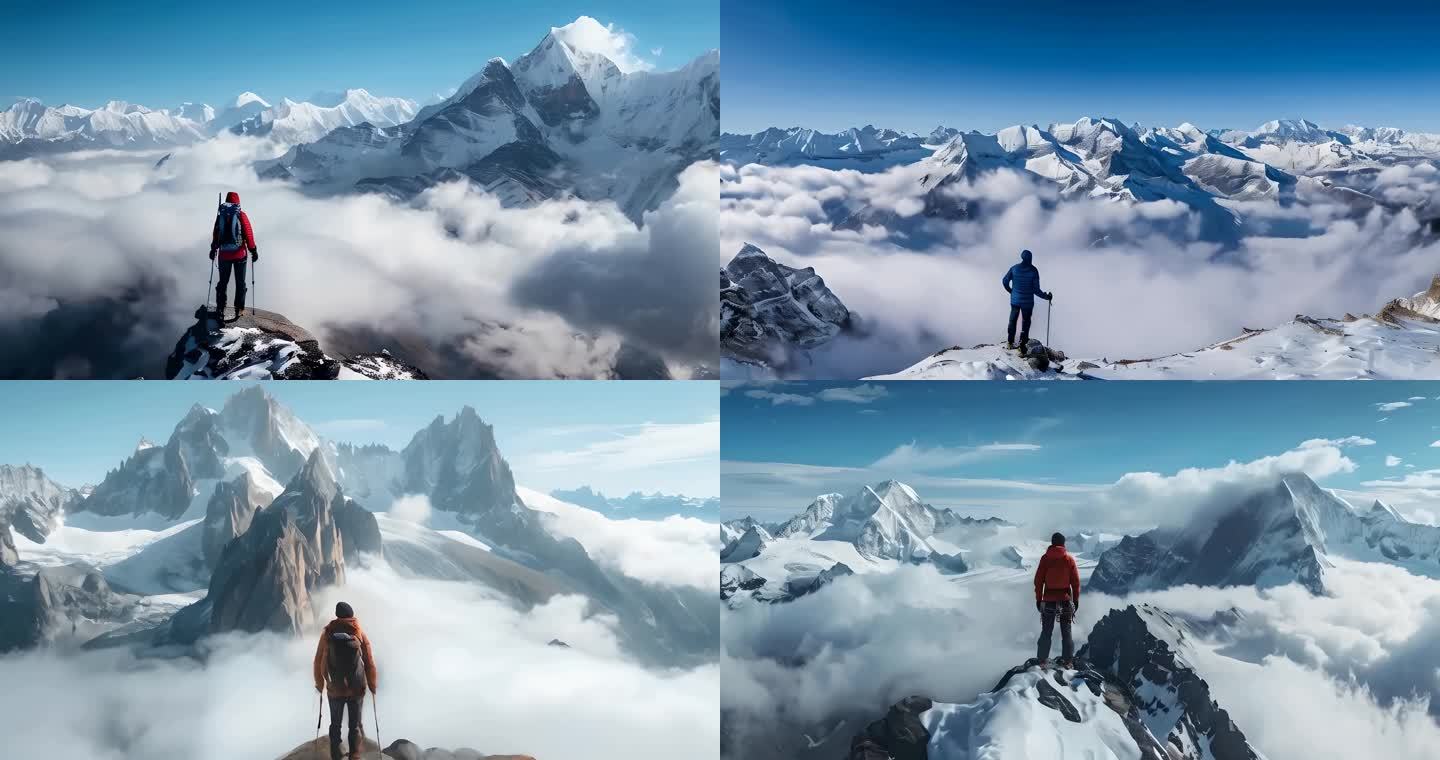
[722,381,1440,522]
[0,381,718,498]
[4,1,717,109]
[722,0,1440,134]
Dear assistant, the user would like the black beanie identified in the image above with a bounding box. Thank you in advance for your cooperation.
[335,601,354,619]
[1051,532,1066,547]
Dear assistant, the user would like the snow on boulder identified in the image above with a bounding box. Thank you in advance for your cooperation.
[166,307,429,380]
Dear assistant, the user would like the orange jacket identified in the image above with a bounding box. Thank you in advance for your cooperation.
[314,617,378,697]
[1034,545,1080,603]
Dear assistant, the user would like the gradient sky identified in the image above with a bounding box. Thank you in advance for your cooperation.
[722,0,1440,134]
[722,381,1440,523]
[4,0,717,109]
[0,381,718,498]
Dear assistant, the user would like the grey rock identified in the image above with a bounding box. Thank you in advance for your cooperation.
[202,472,268,568]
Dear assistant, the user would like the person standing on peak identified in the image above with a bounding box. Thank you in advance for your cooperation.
[209,191,258,319]
[1002,249,1053,354]
[314,601,378,760]
[1034,532,1080,668]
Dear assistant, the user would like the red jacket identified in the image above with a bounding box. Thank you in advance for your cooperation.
[1034,545,1080,603]
[211,191,256,262]
[313,617,378,698]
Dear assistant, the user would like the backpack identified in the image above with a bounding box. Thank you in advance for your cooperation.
[215,206,244,250]
[326,630,368,691]
[1040,551,1073,598]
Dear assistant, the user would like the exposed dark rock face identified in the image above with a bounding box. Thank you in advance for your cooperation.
[0,463,80,543]
[202,450,369,637]
[202,472,268,569]
[847,696,933,760]
[1088,533,1165,595]
[1080,605,1261,760]
[81,408,223,519]
[721,244,851,369]
[0,564,137,653]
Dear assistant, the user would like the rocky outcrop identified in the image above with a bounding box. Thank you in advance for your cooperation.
[719,524,771,563]
[719,563,767,602]
[1080,605,1260,760]
[400,407,520,521]
[0,564,137,653]
[847,696,933,760]
[722,244,852,370]
[166,307,428,380]
[204,449,372,636]
[202,472,268,568]
[277,737,537,760]
[0,463,80,542]
[1,522,16,568]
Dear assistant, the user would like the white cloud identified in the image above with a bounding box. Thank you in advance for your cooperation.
[1387,455,1403,467]
[721,162,1440,377]
[870,441,1042,472]
[387,493,432,525]
[744,389,816,406]
[0,563,717,760]
[1300,436,1375,448]
[1377,402,1413,412]
[723,556,1440,760]
[527,417,719,473]
[0,143,718,379]
[815,384,890,404]
[521,487,714,590]
[551,16,655,73]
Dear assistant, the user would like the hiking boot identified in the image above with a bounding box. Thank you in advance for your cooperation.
[1006,341,1015,351]
[1036,658,1048,669]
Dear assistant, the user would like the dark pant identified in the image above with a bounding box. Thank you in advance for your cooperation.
[1037,599,1074,663]
[1007,304,1034,347]
[328,694,364,759]
[216,258,247,312]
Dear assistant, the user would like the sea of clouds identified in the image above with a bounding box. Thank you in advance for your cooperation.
[0,138,718,378]
[721,161,1440,377]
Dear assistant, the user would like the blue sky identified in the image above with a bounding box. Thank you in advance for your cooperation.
[4,1,716,109]
[722,381,1440,524]
[722,0,1440,134]
[0,381,718,498]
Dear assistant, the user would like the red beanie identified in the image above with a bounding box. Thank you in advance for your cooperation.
[225,191,241,204]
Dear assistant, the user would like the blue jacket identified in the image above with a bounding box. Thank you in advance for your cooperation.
[1003,251,1051,308]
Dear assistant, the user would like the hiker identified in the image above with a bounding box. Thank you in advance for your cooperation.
[1002,249,1053,354]
[1034,532,1080,668]
[314,602,378,760]
[209,191,258,318]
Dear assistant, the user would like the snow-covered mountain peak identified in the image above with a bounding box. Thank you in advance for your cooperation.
[233,92,270,109]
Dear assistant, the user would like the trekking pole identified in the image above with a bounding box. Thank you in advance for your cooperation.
[1046,299,1052,348]
[206,258,214,309]
[315,692,323,745]
[374,694,382,750]
[251,253,256,314]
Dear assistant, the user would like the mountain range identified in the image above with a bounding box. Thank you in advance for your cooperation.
[0,387,715,666]
[549,486,718,520]
[0,89,418,159]
[724,117,1440,242]
[3,24,718,220]
[721,480,1026,604]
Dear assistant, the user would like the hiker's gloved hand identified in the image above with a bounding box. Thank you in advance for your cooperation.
[1036,601,1043,614]
[1045,291,1054,300]
[315,683,323,693]
[208,250,216,261]
[1072,600,1079,614]
[251,249,259,262]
